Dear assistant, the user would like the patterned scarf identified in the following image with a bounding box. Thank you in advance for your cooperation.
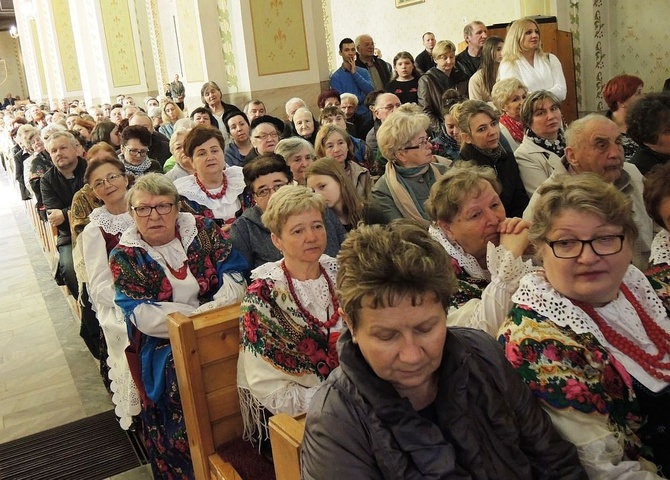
[527,128,566,158]
[499,113,524,143]
[471,143,506,163]
[123,156,153,176]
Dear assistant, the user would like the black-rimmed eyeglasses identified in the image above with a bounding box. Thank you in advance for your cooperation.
[131,203,174,217]
[546,235,625,259]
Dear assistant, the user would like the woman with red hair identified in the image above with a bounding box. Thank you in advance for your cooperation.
[603,74,644,160]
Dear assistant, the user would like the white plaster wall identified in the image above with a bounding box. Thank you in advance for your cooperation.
[328,0,522,71]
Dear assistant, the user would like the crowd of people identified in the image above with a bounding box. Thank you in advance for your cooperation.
[2,15,670,479]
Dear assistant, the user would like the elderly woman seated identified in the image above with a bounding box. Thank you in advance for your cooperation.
[301,220,586,479]
[237,186,344,442]
[275,137,316,186]
[514,90,566,197]
[491,77,528,151]
[425,164,532,336]
[164,121,195,181]
[644,162,670,300]
[174,126,245,230]
[499,174,670,477]
[229,154,345,273]
[371,106,451,225]
[110,173,247,478]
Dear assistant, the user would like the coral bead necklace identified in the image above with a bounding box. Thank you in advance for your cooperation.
[281,261,340,329]
[572,284,670,382]
[195,172,227,199]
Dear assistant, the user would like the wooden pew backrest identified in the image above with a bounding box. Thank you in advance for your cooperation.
[168,303,244,480]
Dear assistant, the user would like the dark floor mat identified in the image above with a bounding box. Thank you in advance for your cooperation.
[0,410,148,480]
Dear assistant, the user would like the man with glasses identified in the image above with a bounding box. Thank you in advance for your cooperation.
[523,114,653,267]
[129,113,171,166]
[40,131,87,299]
[366,92,401,164]
[231,153,346,276]
[119,125,163,177]
[245,115,284,163]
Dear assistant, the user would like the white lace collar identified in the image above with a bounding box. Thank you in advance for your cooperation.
[514,266,670,391]
[650,229,670,266]
[89,206,134,235]
[119,212,198,254]
[173,167,245,209]
[251,255,338,285]
[429,224,489,280]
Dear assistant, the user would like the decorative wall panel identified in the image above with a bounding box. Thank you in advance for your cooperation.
[51,0,81,91]
[250,0,310,76]
[100,0,141,87]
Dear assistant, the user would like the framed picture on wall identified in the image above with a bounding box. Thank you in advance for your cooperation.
[395,0,424,7]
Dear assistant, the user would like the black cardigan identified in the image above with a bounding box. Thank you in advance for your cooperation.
[458,142,530,218]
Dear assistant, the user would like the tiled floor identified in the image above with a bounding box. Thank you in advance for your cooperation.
[0,169,152,478]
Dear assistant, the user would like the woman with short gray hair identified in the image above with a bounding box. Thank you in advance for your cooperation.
[110,172,247,478]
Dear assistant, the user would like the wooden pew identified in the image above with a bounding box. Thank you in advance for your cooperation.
[269,413,306,480]
[168,304,307,480]
[167,304,245,480]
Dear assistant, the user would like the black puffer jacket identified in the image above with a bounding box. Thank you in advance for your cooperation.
[301,327,587,480]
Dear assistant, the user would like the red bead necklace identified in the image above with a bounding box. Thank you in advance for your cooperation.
[281,261,340,329]
[571,284,670,382]
[195,172,228,200]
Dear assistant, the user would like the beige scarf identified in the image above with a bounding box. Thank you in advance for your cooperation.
[385,159,445,227]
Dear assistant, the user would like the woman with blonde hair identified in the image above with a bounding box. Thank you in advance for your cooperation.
[314,124,371,198]
[469,36,504,102]
[453,99,529,218]
[425,164,532,335]
[306,157,386,231]
[237,185,343,443]
[418,40,467,130]
[491,78,528,151]
[500,173,670,476]
[372,105,451,225]
[499,17,566,101]
[158,100,184,139]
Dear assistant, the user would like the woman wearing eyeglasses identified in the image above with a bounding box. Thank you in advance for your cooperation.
[230,154,346,274]
[245,115,285,163]
[119,125,162,177]
[174,126,246,231]
[372,105,451,224]
[499,174,670,477]
[80,154,137,430]
[110,173,247,479]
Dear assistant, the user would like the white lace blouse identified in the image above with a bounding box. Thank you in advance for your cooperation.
[429,225,534,336]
